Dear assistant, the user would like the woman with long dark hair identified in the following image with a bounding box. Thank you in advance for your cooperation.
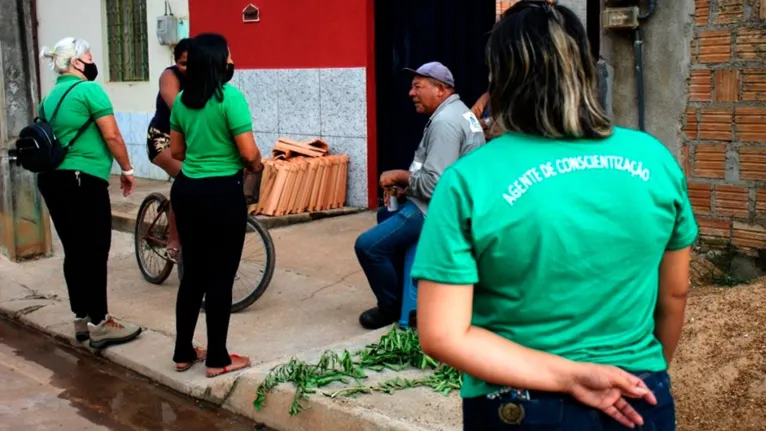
[169,33,263,377]
[413,1,696,430]
[147,38,191,262]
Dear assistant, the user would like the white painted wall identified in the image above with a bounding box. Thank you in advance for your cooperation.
[36,0,189,112]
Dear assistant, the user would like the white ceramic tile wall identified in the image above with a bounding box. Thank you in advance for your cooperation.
[112,112,170,181]
[113,67,369,207]
[239,67,368,208]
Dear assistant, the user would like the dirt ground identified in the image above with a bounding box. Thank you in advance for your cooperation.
[672,280,766,431]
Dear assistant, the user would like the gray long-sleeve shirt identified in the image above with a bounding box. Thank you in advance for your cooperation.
[407,94,486,215]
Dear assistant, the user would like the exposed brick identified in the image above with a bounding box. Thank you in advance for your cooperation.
[715,185,750,218]
[695,0,710,26]
[732,221,766,250]
[714,69,739,102]
[496,1,517,15]
[693,144,727,178]
[699,108,733,141]
[685,108,699,140]
[690,70,712,101]
[735,107,766,142]
[762,0,766,20]
[699,30,731,63]
[739,147,766,180]
[683,143,692,175]
[688,182,712,215]
[698,218,733,242]
[756,188,766,214]
[736,29,766,61]
[742,68,766,101]
[715,0,745,24]
[691,38,699,63]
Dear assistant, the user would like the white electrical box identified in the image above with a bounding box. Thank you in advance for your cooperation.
[157,15,180,46]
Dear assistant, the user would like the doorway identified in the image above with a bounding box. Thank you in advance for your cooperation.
[373,0,496,205]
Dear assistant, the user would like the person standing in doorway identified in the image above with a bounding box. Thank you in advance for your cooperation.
[413,2,696,430]
[169,33,263,377]
[354,62,486,330]
[37,37,142,349]
[146,38,191,263]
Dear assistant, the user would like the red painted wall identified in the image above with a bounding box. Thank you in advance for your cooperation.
[189,0,368,69]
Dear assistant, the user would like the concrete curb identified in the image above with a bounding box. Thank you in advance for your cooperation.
[112,207,366,234]
[0,296,452,431]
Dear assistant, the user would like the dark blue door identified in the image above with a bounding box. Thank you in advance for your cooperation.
[374,0,496,205]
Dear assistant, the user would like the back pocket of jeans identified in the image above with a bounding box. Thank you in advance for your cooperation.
[496,397,564,427]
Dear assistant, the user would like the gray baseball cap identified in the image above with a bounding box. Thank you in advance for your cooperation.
[403,62,455,88]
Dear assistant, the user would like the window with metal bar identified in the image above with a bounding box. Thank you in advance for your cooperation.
[105,0,149,82]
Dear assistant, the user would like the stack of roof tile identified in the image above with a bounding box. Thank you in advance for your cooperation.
[251,138,349,217]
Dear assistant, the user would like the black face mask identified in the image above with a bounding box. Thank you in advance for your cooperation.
[77,61,99,81]
[223,63,235,84]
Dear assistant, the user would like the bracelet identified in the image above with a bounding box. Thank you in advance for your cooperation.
[122,169,134,176]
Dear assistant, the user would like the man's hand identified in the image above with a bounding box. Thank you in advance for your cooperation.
[380,170,410,187]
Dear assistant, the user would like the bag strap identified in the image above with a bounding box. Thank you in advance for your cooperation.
[40,80,86,123]
[65,116,95,149]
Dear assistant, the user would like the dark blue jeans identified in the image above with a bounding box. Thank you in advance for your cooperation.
[463,371,675,431]
[354,200,425,313]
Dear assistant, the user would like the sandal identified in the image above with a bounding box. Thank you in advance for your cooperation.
[175,347,207,372]
[165,247,180,264]
[206,354,251,378]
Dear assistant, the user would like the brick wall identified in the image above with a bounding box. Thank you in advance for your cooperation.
[496,1,517,16]
[686,0,766,253]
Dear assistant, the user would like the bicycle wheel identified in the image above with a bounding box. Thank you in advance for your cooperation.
[178,215,276,313]
[135,192,175,284]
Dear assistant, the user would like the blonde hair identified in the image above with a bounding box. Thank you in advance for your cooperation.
[39,37,90,74]
[487,3,611,139]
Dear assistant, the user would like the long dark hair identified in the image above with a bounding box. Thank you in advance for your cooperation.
[181,33,229,110]
[487,1,611,139]
[173,38,191,61]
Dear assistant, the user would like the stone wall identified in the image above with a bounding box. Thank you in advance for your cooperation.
[685,0,766,253]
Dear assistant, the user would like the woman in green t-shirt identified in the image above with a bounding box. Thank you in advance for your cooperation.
[169,33,263,377]
[36,36,142,349]
[412,2,697,430]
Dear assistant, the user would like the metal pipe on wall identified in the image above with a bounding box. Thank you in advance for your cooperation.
[635,0,656,131]
[634,28,645,131]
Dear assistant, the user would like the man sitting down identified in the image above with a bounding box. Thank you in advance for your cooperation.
[355,62,486,329]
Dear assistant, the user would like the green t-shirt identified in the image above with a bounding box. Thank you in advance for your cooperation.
[39,75,115,181]
[170,84,251,178]
[410,127,699,399]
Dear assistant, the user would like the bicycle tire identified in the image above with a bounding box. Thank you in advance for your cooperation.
[177,215,276,313]
[135,192,175,285]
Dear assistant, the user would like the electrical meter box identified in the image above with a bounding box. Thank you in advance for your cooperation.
[157,15,180,46]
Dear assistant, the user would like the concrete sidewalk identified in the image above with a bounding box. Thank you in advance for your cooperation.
[109,175,364,233]
[0,212,461,431]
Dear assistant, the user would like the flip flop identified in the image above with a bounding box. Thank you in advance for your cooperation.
[206,354,251,378]
[165,247,180,264]
[175,347,207,372]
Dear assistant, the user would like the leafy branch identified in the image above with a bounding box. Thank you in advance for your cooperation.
[253,327,462,415]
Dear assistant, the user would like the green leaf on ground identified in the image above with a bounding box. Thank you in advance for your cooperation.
[252,327,462,415]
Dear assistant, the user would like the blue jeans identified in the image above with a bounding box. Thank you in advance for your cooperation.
[354,200,425,313]
[463,371,675,431]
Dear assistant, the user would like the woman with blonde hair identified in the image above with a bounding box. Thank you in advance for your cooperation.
[413,1,696,430]
[37,37,142,349]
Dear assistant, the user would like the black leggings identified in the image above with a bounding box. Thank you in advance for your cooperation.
[170,171,246,368]
[37,170,111,324]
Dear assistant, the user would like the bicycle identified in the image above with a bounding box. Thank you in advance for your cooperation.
[134,189,276,313]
